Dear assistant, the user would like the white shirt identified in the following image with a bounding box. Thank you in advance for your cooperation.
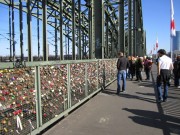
[158,55,173,70]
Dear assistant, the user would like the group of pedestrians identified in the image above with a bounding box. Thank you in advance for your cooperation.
[116,52,152,95]
[116,49,180,103]
[127,56,153,82]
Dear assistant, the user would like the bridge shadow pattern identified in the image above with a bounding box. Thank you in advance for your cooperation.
[102,69,180,135]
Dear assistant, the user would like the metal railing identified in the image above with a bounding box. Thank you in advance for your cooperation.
[0,59,117,135]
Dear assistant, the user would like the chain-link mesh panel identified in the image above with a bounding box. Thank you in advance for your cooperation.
[98,60,104,88]
[111,59,117,80]
[98,59,117,88]
[40,65,68,124]
[87,62,98,95]
[70,63,86,106]
[0,68,36,135]
[104,60,112,84]
[0,60,117,135]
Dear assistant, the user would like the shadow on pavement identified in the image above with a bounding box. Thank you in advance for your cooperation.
[102,78,157,103]
[102,89,117,96]
[132,81,154,88]
[136,92,155,97]
[118,93,156,103]
[103,65,180,135]
[150,64,180,135]
[102,88,156,104]
[123,108,180,135]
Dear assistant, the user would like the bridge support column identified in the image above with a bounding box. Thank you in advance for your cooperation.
[59,0,63,60]
[72,0,76,60]
[92,0,103,59]
[128,0,133,56]
[27,0,33,61]
[42,0,48,61]
[118,0,124,54]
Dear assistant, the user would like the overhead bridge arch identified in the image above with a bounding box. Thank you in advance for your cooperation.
[0,0,145,62]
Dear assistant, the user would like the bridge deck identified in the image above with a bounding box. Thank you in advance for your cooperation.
[42,65,180,135]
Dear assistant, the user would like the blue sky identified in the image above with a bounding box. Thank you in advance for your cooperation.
[142,0,180,54]
[0,0,179,57]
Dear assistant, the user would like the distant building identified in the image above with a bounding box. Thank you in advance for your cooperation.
[172,31,180,52]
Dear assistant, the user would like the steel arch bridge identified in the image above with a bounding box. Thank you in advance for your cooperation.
[0,0,145,62]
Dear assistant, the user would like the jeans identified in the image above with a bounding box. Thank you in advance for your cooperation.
[117,70,126,93]
[157,69,170,100]
[157,82,168,100]
[145,69,150,80]
[136,70,142,81]
[174,75,180,86]
[126,69,130,79]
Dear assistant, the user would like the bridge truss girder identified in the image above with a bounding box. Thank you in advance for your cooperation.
[0,0,145,61]
[125,0,146,57]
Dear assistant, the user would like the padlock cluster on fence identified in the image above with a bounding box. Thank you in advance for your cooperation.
[0,59,117,135]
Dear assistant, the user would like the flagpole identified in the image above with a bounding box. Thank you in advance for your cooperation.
[156,36,158,59]
[170,0,176,60]
[152,45,154,58]
[170,36,173,60]
[170,0,173,60]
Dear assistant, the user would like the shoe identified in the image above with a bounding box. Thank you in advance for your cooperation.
[122,90,126,93]
[157,99,163,103]
[177,86,180,88]
[163,99,167,102]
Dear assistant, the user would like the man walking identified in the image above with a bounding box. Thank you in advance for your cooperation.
[173,55,180,88]
[157,49,173,103]
[117,52,129,94]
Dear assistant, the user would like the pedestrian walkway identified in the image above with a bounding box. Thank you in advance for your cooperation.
[42,65,180,135]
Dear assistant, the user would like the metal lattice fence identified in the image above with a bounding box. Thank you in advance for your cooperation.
[0,59,117,135]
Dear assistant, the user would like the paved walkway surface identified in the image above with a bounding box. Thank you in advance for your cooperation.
[42,65,180,135]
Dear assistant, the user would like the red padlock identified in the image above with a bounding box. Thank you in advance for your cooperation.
[0,96,5,101]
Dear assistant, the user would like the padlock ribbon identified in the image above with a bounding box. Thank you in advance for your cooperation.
[17,115,23,130]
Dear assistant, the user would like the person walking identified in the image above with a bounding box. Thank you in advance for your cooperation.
[129,56,136,81]
[135,57,143,82]
[173,55,180,88]
[126,56,131,79]
[116,52,129,94]
[144,57,153,80]
[156,49,173,103]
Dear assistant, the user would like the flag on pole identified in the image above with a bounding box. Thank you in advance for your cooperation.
[152,45,154,54]
[156,37,158,50]
[171,0,176,36]
[150,50,152,55]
